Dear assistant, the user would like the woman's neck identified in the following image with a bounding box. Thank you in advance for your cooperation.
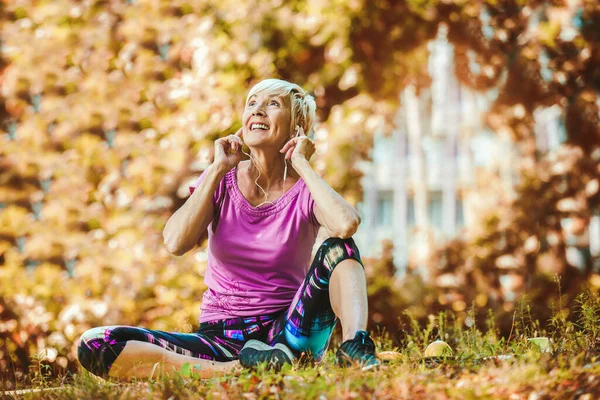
[244,149,289,190]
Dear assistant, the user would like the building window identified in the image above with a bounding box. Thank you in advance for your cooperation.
[557,117,567,145]
[456,197,465,227]
[407,197,415,227]
[373,134,394,164]
[428,191,443,229]
[376,191,394,227]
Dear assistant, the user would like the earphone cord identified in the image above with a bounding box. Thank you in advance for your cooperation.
[240,126,299,208]
[240,148,288,208]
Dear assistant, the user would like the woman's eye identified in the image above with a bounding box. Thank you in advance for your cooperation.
[269,101,280,106]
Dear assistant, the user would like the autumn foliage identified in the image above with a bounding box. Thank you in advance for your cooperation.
[1,0,599,380]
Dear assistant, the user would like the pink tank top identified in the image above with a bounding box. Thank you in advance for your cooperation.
[189,166,320,322]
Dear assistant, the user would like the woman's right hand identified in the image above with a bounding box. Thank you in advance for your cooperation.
[213,128,244,171]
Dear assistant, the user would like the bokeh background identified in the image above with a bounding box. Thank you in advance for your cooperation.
[1,0,599,379]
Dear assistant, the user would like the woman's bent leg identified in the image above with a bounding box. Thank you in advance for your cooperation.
[267,237,365,360]
[77,325,240,380]
[329,258,368,341]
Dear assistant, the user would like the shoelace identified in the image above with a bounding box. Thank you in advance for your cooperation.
[356,331,368,345]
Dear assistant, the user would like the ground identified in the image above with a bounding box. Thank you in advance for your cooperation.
[3,343,600,399]
[4,296,600,399]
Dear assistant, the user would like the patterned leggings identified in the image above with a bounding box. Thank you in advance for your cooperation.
[78,237,363,377]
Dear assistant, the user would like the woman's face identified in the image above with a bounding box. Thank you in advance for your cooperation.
[242,91,291,149]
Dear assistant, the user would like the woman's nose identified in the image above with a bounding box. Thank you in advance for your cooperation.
[252,103,266,116]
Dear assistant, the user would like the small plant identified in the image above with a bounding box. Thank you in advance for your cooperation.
[515,295,533,339]
[575,289,600,352]
[29,350,53,388]
[437,311,448,342]
[548,275,576,354]
[463,304,482,356]
[483,308,503,356]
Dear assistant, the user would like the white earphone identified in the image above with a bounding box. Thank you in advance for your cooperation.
[282,125,301,188]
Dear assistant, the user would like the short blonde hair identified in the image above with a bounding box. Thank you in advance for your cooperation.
[247,79,317,137]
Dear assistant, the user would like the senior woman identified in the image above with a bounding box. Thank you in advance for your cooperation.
[77,79,379,380]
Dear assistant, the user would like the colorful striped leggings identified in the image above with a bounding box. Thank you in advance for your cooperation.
[77,237,363,377]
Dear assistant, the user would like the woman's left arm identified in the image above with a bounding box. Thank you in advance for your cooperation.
[282,131,361,238]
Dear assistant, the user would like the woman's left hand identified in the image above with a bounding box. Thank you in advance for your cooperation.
[280,127,315,166]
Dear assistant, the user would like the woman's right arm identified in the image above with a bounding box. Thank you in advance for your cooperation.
[162,163,228,256]
[163,129,244,256]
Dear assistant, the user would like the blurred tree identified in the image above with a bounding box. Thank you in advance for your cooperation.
[1,0,599,377]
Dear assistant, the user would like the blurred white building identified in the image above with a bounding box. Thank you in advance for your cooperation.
[353,27,600,275]
[535,106,600,272]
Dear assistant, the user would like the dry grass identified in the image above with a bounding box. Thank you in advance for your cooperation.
[2,351,599,399]
[2,291,599,399]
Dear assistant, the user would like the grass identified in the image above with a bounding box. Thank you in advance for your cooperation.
[2,351,599,399]
[2,290,599,399]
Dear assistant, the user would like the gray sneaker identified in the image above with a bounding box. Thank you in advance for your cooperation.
[239,340,296,370]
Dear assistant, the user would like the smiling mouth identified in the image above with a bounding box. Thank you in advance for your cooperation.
[250,123,270,131]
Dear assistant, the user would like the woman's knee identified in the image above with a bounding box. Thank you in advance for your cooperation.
[78,326,119,349]
[317,237,363,277]
[77,326,127,377]
[319,237,361,261]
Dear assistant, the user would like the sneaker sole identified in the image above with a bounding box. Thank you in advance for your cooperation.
[239,340,296,369]
[336,350,381,370]
[361,360,381,371]
[242,340,297,361]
